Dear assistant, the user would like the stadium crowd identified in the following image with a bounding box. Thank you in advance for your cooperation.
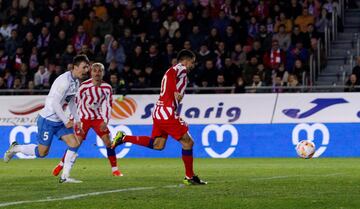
[0,0,341,94]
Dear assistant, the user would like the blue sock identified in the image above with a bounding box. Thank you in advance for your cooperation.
[68,146,79,152]
[106,147,115,157]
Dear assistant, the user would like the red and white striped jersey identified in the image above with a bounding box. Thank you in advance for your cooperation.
[153,63,187,120]
[76,79,113,123]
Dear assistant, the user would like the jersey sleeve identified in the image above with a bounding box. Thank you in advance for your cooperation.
[49,80,69,124]
[102,86,113,123]
[68,96,80,122]
[176,69,188,95]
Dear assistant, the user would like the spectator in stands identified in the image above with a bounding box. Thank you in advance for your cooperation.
[5,29,19,59]
[315,9,330,42]
[264,40,286,72]
[163,15,179,38]
[27,81,36,95]
[34,65,50,89]
[248,74,265,93]
[213,10,230,37]
[286,42,309,71]
[37,27,51,61]
[273,63,289,85]
[247,41,263,61]
[197,43,216,68]
[273,24,291,51]
[345,74,360,92]
[295,8,315,33]
[94,43,107,63]
[106,40,126,73]
[290,26,303,48]
[352,56,360,83]
[287,0,303,20]
[272,76,285,93]
[232,77,246,93]
[0,48,8,73]
[200,59,219,87]
[13,77,22,90]
[214,74,227,93]
[222,57,241,86]
[256,24,272,51]
[95,13,113,38]
[0,77,6,89]
[189,25,204,51]
[248,16,259,41]
[4,69,14,89]
[304,24,318,48]
[304,0,321,18]
[286,74,301,92]
[231,43,247,68]
[243,56,259,85]
[72,25,90,53]
[61,44,76,68]
[274,12,293,33]
[18,64,32,88]
[293,59,308,83]
[29,47,39,71]
[23,32,36,61]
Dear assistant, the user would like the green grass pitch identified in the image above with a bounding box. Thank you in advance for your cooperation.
[1,158,360,209]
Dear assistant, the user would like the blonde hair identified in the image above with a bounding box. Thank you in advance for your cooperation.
[91,62,105,76]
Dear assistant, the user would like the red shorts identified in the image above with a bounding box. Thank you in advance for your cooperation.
[74,119,110,139]
[151,115,188,140]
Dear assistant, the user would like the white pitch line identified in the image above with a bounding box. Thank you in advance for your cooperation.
[251,173,344,181]
[0,184,183,208]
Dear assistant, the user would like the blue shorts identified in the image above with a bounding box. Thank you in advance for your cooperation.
[37,116,74,146]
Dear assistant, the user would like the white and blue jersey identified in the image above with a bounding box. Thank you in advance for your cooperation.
[37,71,80,146]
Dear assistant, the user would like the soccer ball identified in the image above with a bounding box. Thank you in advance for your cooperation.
[295,140,316,159]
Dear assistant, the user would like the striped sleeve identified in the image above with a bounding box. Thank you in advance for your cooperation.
[102,84,113,123]
[176,69,187,95]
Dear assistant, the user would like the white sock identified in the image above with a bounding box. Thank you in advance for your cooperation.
[61,150,78,179]
[111,167,118,172]
[13,144,37,156]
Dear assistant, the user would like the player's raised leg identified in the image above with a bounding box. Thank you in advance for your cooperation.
[111,132,156,149]
[4,116,55,162]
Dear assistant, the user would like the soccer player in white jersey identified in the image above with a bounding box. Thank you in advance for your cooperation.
[52,62,123,177]
[3,55,90,183]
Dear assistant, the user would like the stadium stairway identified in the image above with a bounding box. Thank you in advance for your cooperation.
[316,6,360,86]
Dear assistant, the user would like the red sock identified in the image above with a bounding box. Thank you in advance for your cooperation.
[106,148,117,168]
[124,136,154,148]
[60,150,66,165]
[182,149,194,178]
[108,156,117,168]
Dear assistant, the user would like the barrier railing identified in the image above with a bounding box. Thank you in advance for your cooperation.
[325,25,331,56]
[0,85,357,95]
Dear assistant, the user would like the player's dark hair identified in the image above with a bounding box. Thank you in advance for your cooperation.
[177,49,195,62]
[73,54,90,66]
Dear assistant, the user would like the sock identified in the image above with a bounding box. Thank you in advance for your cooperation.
[106,147,117,170]
[182,149,194,178]
[13,144,37,156]
[124,136,154,148]
[61,147,78,179]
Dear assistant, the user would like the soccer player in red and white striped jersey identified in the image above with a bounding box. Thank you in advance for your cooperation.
[53,63,123,177]
[112,50,207,185]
